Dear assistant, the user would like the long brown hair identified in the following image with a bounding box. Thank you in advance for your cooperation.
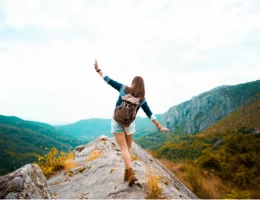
[125,76,145,100]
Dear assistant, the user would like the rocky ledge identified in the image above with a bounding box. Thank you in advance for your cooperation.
[0,135,198,199]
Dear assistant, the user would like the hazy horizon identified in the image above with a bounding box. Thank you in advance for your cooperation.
[1,0,260,124]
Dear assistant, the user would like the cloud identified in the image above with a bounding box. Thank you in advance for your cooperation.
[0,0,259,124]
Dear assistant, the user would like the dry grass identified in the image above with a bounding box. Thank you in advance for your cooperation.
[36,148,79,178]
[62,152,79,170]
[250,190,260,199]
[53,193,58,197]
[110,168,115,173]
[130,154,138,161]
[158,158,231,199]
[79,167,86,173]
[51,181,60,185]
[63,159,78,170]
[145,149,154,155]
[159,177,169,185]
[145,168,166,199]
[226,190,251,199]
[86,149,102,162]
[68,170,74,177]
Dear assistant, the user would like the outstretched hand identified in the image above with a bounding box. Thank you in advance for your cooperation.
[160,127,170,132]
[94,59,99,71]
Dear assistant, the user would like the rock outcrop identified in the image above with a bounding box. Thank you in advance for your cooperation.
[0,135,198,199]
[48,135,197,199]
[162,80,260,135]
[0,164,52,199]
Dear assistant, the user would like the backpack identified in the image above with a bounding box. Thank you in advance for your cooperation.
[113,94,141,127]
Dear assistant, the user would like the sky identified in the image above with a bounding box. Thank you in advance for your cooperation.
[0,0,260,125]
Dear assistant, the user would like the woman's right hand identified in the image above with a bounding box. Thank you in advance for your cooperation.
[94,59,99,71]
[160,127,170,132]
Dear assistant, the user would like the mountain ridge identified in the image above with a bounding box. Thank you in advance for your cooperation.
[161,79,260,135]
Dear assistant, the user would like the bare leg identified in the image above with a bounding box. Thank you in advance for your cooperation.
[113,132,132,169]
[125,133,134,154]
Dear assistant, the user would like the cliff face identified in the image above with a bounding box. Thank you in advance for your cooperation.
[161,80,260,135]
[0,135,197,199]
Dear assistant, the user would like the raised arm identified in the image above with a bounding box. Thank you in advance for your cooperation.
[141,99,170,132]
[94,59,123,91]
[94,59,103,77]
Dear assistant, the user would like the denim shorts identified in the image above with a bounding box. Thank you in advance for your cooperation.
[111,115,136,135]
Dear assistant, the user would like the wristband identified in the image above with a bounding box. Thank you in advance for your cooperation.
[96,69,101,72]
[156,123,162,130]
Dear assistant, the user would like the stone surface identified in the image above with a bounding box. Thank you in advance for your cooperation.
[47,135,198,199]
[8,177,24,192]
[0,164,52,199]
[1,135,198,199]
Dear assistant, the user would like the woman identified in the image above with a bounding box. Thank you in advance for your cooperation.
[94,59,170,187]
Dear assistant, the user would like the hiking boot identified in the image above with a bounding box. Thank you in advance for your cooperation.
[124,168,129,182]
[128,167,141,187]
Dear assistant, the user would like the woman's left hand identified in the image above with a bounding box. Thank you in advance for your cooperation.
[94,59,99,71]
[160,127,170,132]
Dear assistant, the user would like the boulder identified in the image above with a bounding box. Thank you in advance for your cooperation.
[0,164,52,199]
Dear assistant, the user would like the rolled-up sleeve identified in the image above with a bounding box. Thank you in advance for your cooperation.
[141,99,157,120]
[102,74,123,92]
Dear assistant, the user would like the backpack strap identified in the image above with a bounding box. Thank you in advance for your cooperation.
[119,85,127,96]
[139,98,146,107]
